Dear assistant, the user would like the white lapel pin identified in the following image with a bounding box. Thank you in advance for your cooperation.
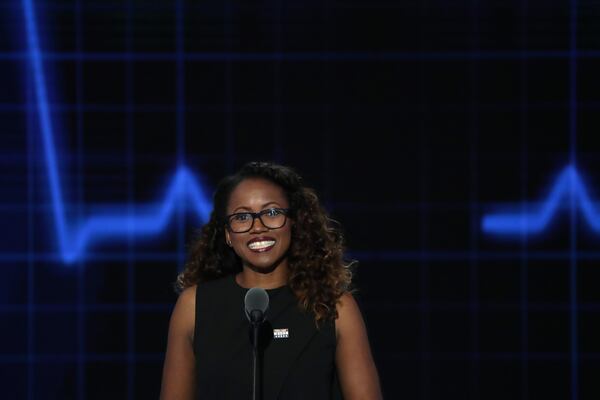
[273,328,289,339]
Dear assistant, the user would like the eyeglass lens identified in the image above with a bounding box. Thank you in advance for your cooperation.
[228,209,287,233]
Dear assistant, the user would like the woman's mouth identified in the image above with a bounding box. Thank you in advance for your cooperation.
[247,237,276,252]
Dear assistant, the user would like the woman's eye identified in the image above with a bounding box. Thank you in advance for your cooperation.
[266,209,280,217]
[234,214,251,221]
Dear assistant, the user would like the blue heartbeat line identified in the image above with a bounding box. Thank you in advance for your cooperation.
[482,165,600,235]
[22,0,212,264]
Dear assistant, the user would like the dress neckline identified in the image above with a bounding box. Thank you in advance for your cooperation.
[230,274,288,294]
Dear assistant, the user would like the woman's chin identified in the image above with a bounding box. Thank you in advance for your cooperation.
[244,255,287,274]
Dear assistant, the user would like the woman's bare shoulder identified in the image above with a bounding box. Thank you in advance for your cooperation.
[178,285,197,307]
[170,285,197,343]
[161,285,198,399]
[336,291,361,317]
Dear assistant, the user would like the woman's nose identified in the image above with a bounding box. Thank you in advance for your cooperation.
[251,216,268,232]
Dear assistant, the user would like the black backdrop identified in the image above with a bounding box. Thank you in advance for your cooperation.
[2,0,600,399]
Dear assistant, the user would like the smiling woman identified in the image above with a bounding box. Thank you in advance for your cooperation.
[224,178,293,278]
[160,161,382,400]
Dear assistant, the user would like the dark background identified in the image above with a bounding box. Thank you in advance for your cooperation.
[2,0,600,398]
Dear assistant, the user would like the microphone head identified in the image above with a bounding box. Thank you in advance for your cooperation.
[244,287,269,323]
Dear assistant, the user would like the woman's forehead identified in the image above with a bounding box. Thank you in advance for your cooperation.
[227,178,288,210]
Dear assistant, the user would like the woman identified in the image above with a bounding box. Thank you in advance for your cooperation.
[160,161,382,399]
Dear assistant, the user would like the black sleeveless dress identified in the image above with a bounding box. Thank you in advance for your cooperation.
[194,275,343,399]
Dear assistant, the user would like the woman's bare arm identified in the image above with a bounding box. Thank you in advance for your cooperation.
[335,293,383,400]
[160,285,197,400]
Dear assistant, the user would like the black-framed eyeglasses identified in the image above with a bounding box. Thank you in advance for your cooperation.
[225,208,291,233]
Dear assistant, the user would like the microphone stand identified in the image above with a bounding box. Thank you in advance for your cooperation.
[250,310,263,400]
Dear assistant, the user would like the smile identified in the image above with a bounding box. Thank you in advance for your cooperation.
[247,239,276,252]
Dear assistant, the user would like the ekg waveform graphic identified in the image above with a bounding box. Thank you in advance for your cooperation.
[23,0,212,264]
[482,165,600,236]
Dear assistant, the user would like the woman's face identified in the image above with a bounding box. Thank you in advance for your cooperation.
[224,178,292,273]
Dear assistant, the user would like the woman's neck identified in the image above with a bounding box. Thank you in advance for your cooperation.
[235,265,289,289]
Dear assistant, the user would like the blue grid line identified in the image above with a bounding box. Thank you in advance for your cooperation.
[22,0,212,264]
[271,0,284,164]
[8,199,600,212]
[357,302,600,312]
[468,2,481,397]
[6,49,600,61]
[7,102,600,113]
[0,354,166,363]
[2,352,600,363]
[5,250,600,263]
[0,304,174,312]
[75,0,85,397]
[347,250,599,261]
[124,1,135,398]
[569,0,579,398]
[385,352,600,361]
[26,42,35,400]
[520,17,530,399]
[223,1,235,173]
[417,16,431,398]
[175,0,186,268]
[5,302,600,313]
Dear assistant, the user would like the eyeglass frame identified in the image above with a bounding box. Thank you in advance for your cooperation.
[224,207,292,233]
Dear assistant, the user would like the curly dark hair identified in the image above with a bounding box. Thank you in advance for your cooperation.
[176,161,354,324]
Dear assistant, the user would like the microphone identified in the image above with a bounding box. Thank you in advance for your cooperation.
[244,287,269,324]
[244,288,269,400]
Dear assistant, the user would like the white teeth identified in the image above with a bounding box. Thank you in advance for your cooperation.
[248,240,276,250]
